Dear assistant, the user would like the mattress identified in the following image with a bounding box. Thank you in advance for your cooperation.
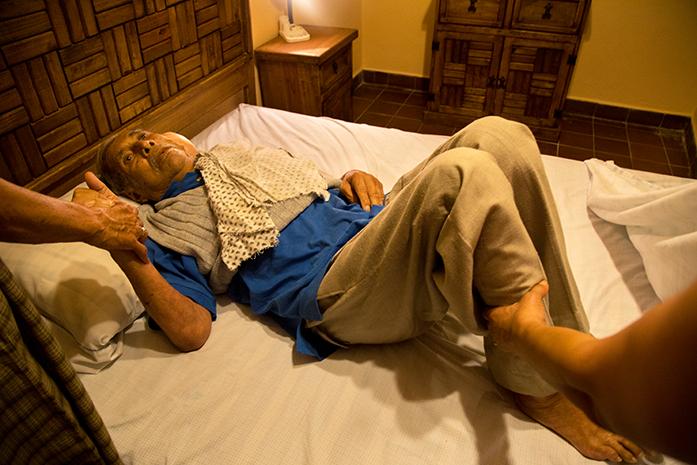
[79,104,681,465]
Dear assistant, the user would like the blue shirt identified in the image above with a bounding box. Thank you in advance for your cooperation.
[146,171,383,359]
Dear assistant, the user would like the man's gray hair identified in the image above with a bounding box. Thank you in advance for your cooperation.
[96,133,132,195]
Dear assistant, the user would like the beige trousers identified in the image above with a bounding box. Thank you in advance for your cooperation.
[311,116,588,396]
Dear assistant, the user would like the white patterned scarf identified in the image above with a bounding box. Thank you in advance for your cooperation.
[195,141,329,272]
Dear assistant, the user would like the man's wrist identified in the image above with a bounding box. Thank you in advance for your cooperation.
[110,248,135,267]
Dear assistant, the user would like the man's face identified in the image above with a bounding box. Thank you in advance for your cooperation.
[105,129,197,201]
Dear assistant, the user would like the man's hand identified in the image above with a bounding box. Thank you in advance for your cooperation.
[72,171,149,262]
[340,170,384,212]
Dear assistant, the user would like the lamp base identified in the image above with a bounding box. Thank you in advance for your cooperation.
[279,15,310,43]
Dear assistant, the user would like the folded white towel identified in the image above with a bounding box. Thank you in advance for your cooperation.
[585,158,697,301]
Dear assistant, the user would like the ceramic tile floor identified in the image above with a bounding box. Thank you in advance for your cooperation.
[353,84,693,178]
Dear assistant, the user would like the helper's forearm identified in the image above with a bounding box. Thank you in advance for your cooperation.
[1,179,103,244]
[592,284,697,461]
[515,284,697,462]
[112,251,212,351]
[514,321,602,401]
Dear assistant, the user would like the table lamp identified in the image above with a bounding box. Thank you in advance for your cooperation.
[279,0,310,42]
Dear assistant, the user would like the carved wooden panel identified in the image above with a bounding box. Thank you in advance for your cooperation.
[430,31,502,118]
[0,0,251,189]
[497,38,575,124]
[427,0,589,140]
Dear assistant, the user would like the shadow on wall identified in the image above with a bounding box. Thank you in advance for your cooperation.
[422,0,438,77]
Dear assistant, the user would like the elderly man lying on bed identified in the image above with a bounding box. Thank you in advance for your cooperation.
[86,116,643,463]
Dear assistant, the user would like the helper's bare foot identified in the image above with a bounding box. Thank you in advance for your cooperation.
[515,391,644,463]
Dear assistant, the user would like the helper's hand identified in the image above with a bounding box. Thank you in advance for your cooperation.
[72,171,149,263]
[340,170,384,212]
[485,281,549,352]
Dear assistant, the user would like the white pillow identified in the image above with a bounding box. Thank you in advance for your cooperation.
[42,316,125,374]
[585,159,697,301]
[0,241,144,372]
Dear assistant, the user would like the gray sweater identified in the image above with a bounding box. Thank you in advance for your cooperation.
[139,175,340,294]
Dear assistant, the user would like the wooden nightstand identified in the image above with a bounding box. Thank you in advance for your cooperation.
[255,26,358,121]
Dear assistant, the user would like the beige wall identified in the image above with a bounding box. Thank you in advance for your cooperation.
[248,0,285,46]
[249,0,697,116]
[360,0,435,77]
[291,0,363,68]
[568,0,697,116]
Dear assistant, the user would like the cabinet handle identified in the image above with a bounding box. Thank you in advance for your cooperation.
[332,61,338,73]
[467,0,477,13]
[487,76,497,88]
[542,2,553,19]
[497,77,506,89]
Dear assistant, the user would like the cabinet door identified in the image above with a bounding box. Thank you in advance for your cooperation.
[439,0,507,27]
[495,37,575,126]
[429,31,503,118]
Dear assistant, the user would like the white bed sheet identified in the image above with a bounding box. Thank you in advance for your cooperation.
[80,104,681,465]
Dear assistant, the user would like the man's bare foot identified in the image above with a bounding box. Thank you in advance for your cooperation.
[515,391,644,463]
[486,283,647,461]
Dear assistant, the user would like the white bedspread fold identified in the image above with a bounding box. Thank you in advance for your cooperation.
[585,159,697,301]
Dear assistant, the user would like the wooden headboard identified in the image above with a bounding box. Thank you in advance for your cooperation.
[0,0,256,196]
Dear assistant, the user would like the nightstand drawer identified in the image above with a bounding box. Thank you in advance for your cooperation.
[320,47,351,93]
[322,76,352,120]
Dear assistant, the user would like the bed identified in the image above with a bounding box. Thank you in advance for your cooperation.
[3,104,694,465]
[0,1,694,464]
[81,104,694,465]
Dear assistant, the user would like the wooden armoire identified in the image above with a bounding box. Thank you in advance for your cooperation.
[425,0,590,140]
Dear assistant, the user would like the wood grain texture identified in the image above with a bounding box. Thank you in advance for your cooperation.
[427,0,590,139]
[255,26,357,64]
[0,0,253,194]
[256,26,357,121]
